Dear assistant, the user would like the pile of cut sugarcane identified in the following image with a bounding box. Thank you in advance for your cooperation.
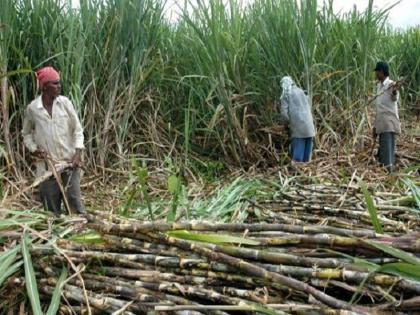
[32,209,419,314]
[248,180,419,232]
[1,178,420,315]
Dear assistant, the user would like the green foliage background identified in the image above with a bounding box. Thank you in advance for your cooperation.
[1,0,419,170]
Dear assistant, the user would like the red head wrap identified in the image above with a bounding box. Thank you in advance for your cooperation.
[36,67,60,88]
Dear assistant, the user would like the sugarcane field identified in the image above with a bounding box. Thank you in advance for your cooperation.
[0,0,420,314]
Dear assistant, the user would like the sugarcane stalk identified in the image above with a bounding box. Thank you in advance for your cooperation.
[58,305,102,315]
[90,233,388,268]
[65,277,164,304]
[256,264,420,293]
[168,268,293,294]
[82,273,231,315]
[150,233,368,312]
[254,234,419,253]
[155,305,288,314]
[40,283,141,314]
[165,262,420,296]
[80,274,280,314]
[277,205,408,230]
[200,242,352,268]
[88,266,210,286]
[34,248,152,270]
[85,267,283,304]
[310,279,378,298]
[57,240,114,252]
[86,214,384,237]
[101,234,192,257]
[92,266,291,294]
[393,296,420,311]
[154,304,365,314]
[211,286,283,304]
[51,247,398,286]
[60,249,231,271]
[58,236,188,258]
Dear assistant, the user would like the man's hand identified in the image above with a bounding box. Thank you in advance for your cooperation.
[390,82,402,97]
[71,150,82,168]
[33,149,47,159]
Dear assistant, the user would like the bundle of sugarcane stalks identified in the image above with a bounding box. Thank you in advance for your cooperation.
[247,180,419,232]
[1,175,419,315]
[6,212,416,314]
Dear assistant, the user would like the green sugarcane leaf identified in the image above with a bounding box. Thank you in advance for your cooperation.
[70,232,104,244]
[132,159,148,185]
[168,230,260,245]
[324,249,380,272]
[349,260,380,273]
[378,263,420,282]
[137,167,148,184]
[22,233,43,315]
[364,241,420,265]
[0,261,23,286]
[360,181,383,234]
[168,175,180,195]
[0,219,40,230]
[403,179,420,209]
[46,268,68,315]
[167,175,181,222]
[0,246,23,286]
[0,245,20,263]
[166,208,177,223]
[385,195,415,207]
[0,69,32,79]
[350,271,375,305]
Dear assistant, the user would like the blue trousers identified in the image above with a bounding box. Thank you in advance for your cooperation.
[291,137,314,162]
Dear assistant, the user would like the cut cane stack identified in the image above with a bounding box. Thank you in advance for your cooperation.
[1,181,419,314]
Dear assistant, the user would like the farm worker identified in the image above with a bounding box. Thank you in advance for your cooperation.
[22,66,86,215]
[373,61,401,173]
[279,76,316,162]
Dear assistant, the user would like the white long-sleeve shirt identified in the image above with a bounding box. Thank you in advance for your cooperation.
[280,85,316,138]
[375,77,401,134]
[22,95,84,176]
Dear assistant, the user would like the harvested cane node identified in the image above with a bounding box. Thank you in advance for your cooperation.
[89,266,212,286]
[57,239,124,252]
[61,249,234,271]
[66,277,167,304]
[101,233,193,257]
[33,248,154,270]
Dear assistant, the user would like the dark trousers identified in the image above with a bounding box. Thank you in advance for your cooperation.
[39,168,85,215]
[378,132,396,172]
[291,137,314,162]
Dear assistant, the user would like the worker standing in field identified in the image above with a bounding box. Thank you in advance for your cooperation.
[22,66,86,215]
[373,61,401,173]
[279,76,316,163]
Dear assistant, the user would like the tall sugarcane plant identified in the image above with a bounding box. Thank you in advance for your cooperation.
[1,0,419,173]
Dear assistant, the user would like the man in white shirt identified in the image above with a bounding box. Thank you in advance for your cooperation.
[373,61,401,173]
[22,67,85,215]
